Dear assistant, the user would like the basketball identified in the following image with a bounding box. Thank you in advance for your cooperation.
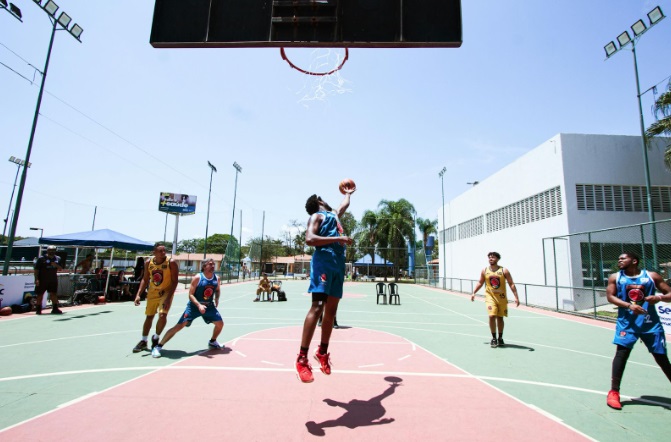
[0,306,12,316]
[339,178,356,194]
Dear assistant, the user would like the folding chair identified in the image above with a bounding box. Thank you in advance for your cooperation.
[388,283,401,305]
[376,282,387,304]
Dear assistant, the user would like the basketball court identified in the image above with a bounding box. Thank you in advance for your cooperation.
[1,280,669,441]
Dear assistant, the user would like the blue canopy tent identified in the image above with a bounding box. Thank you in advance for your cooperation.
[39,229,154,296]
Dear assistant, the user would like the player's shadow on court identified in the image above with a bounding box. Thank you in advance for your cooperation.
[484,342,535,351]
[142,349,201,360]
[54,310,113,321]
[305,376,402,436]
[197,346,233,359]
[628,395,671,409]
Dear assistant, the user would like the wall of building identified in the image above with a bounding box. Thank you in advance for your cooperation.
[439,134,671,288]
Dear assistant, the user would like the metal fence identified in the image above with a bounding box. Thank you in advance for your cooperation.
[415,219,671,320]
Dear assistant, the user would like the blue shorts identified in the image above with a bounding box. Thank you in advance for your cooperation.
[177,303,222,325]
[308,264,344,299]
[613,329,667,354]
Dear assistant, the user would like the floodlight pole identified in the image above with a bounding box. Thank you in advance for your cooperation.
[228,162,242,281]
[438,167,447,290]
[2,2,82,275]
[2,19,57,275]
[631,42,658,268]
[603,6,665,270]
[204,160,217,258]
[3,157,29,241]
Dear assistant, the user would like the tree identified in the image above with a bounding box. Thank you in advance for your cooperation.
[646,90,671,168]
[355,209,380,271]
[339,211,358,263]
[377,199,416,281]
[416,217,438,249]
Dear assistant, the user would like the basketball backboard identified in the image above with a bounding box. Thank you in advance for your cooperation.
[150,0,462,49]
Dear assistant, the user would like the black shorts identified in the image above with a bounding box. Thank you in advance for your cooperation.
[35,281,58,295]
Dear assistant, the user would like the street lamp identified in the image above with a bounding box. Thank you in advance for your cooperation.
[227,162,242,280]
[203,160,217,258]
[0,0,22,21]
[30,226,44,256]
[604,5,665,268]
[3,157,31,241]
[438,166,447,290]
[2,0,84,275]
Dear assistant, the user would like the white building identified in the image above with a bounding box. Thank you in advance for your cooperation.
[438,133,671,308]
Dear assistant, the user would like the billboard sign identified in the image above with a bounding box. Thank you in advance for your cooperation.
[159,192,197,215]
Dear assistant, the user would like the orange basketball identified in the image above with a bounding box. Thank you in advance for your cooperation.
[0,306,12,316]
[339,178,356,194]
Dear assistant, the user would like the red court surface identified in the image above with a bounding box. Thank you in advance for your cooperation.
[2,326,589,441]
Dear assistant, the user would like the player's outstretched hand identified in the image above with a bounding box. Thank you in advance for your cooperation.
[644,295,663,305]
[470,294,475,302]
[629,303,647,315]
[515,298,520,307]
[134,295,141,306]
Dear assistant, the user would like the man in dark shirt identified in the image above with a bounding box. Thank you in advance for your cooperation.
[34,245,63,314]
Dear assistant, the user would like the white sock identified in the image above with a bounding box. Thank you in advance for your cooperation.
[142,336,148,341]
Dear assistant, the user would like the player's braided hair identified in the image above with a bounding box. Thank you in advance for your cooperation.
[305,194,320,215]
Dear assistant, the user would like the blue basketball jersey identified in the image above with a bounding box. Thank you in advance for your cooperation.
[192,272,218,306]
[313,210,345,267]
[615,269,663,334]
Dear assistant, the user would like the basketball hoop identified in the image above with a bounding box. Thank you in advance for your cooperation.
[280,47,349,76]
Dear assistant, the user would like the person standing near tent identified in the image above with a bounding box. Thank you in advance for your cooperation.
[34,245,63,315]
[132,243,178,353]
[75,254,94,274]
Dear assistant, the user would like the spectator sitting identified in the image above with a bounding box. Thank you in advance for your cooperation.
[254,274,271,302]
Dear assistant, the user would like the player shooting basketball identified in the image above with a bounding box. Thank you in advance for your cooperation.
[295,180,355,383]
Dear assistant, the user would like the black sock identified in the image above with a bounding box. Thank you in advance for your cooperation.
[498,333,503,340]
[491,333,496,340]
[209,339,215,343]
[611,345,632,391]
[319,342,329,355]
[299,347,309,358]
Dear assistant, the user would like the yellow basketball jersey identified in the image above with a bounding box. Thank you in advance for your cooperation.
[147,257,173,298]
[484,266,506,298]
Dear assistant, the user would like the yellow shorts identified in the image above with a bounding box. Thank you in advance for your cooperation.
[485,293,508,317]
[145,293,170,316]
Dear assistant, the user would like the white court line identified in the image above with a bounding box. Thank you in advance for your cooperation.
[1,364,665,411]
[358,363,384,368]
[261,360,284,366]
[235,351,247,357]
[398,355,410,361]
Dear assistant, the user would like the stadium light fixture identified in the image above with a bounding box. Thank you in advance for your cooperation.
[1,0,23,21]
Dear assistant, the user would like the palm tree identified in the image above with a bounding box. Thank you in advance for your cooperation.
[355,210,379,276]
[646,90,671,168]
[416,217,438,249]
[377,199,416,281]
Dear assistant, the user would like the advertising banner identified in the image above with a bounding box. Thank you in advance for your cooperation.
[658,303,671,335]
[158,192,197,215]
[0,275,41,308]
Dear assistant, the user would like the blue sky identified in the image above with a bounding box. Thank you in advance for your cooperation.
[2,0,671,247]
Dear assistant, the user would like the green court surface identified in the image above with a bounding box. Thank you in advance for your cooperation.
[1,280,670,441]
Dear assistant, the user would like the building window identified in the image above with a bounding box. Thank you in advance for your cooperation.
[575,184,671,212]
[485,186,563,233]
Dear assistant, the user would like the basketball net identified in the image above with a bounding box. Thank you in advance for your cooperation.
[281,48,352,107]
